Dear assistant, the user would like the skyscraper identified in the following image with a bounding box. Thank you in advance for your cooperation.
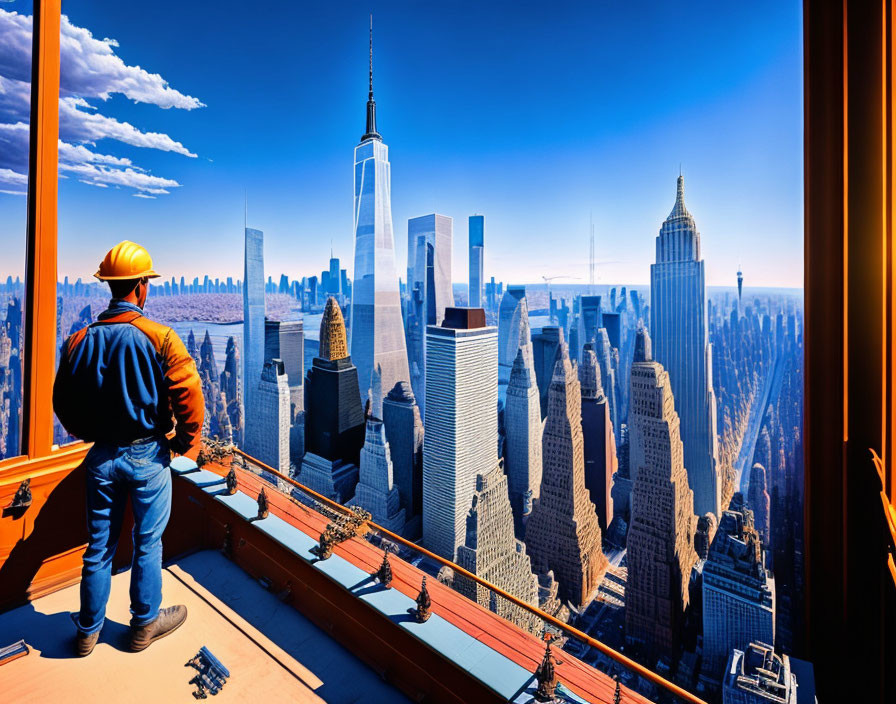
[242,226,265,445]
[349,22,410,399]
[468,215,484,308]
[504,347,542,536]
[524,341,608,607]
[254,359,291,472]
[422,308,498,560]
[222,336,242,443]
[593,328,620,446]
[532,326,564,419]
[265,319,305,461]
[579,343,616,533]
[349,365,406,533]
[382,381,424,536]
[702,506,776,680]
[406,213,454,418]
[650,173,721,517]
[328,254,342,298]
[498,287,528,386]
[625,327,698,657]
[722,642,797,704]
[301,298,365,502]
[574,295,602,360]
[454,462,540,633]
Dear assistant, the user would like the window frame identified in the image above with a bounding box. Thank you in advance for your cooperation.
[1,0,89,475]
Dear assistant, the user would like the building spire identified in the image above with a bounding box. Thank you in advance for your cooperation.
[667,170,691,221]
[361,15,382,142]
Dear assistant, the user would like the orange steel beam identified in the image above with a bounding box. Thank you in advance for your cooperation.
[23,0,61,458]
[232,448,708,704]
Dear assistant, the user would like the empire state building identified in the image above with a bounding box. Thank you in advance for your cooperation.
[349,20,410,398]
[650,173,721,518]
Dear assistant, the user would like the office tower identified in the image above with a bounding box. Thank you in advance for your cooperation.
[650,173,721,517]
[625,327,698,657]
[307,276,319,309]
[594,328,620,441]
[525,341,608,607]
[422,308,498,560]
[602,312,621,351]
[695,512,718,560]
[265,319,305,461]
[349,366,406,533]
[454,462,540,633]
[253,359,291,472]
[243,226,266,446]
[223,336,242,443]
[532,325,563,419]
[407,214,453,322]
[406,213,454,418]
[504,347,543,536]
[575,295,602,360]
[579,343,616,532]
[301,298,365,502]
[498,287,529,386]
[747,463,771,545]
[198,331,232,444]
[468,215,484,308]
[328,254,342,297]
[264,320,304,403]
[722,642,797,704]
[349,25,410,400]
[382,381,424,536]
[702,507,776,680]
[737,269,744,305]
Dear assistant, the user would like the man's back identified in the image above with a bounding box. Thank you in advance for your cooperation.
[54,299,203,454]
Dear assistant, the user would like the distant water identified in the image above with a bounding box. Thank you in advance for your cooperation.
[169,315,322,376]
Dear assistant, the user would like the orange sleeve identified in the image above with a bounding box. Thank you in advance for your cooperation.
[159,328,205,454]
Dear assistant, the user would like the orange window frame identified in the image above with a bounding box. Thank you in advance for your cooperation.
[0,0,89,484]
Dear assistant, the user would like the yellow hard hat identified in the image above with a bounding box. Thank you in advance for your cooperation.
[94,240,160,281]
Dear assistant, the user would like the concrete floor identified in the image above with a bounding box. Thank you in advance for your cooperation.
[0,550,409,703]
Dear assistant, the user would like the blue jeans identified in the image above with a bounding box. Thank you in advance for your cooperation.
[78,438,172,635]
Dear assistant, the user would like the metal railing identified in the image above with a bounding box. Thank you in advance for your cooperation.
[224,447,708,704]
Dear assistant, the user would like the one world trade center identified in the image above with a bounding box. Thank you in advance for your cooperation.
[349,19,410,398]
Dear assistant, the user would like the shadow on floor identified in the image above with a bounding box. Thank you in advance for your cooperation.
[172,550,410,704]
[1,603,131,660]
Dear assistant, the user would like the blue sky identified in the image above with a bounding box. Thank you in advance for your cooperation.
[0,0,803,288]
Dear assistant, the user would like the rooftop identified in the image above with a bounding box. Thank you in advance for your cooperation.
[0,550,406,703]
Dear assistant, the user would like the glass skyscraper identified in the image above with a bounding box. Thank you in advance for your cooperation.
[650,174,721,518]
[468,215,484,308]
[406,213,454,418]
[242,226,265,449]
[349,27,410,399]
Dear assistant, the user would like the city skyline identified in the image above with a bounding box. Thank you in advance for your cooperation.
[0,2,803,288]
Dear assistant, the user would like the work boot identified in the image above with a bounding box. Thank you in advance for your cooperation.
[129,605,187,652]
[75,630,100,657]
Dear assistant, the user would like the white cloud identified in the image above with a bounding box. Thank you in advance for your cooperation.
[133,193,156,199]
[59,96,197,157]
[59,162,181,192]
[0,167,26,185]
[0,10,204,109]
[0,9,202,197]
[58,141,137,168]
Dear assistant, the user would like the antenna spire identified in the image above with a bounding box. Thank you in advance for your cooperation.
[361,15,382,142]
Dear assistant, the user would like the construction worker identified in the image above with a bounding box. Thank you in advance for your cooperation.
[53,241,204,657]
